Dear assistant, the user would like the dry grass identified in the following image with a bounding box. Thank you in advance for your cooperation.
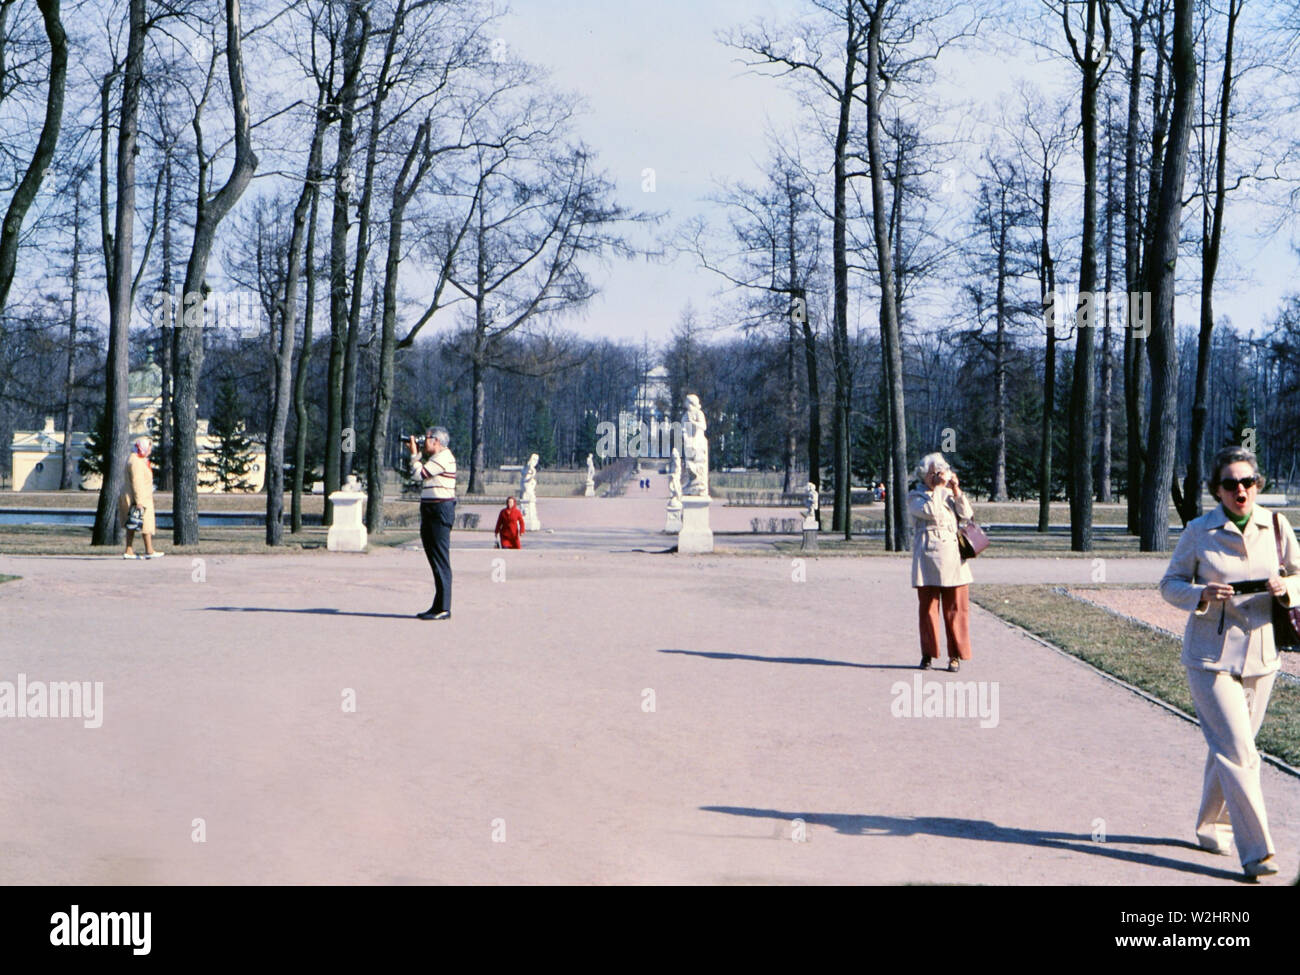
[972,584,1300,767]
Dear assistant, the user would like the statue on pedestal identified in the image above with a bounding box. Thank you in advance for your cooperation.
[682,394,709,497]
[667,449,682,507]
[585,453,596,497]
[803,481,819,530]
[520,453,541,531]
[664,448,683,533]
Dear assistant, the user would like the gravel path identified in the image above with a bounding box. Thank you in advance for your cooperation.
[0,546,1294,885]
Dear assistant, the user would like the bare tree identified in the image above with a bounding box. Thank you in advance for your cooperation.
[322,0,367,525]
[171,0,259,545]
[0,0,66,316]
[1007,86,1072,531]
[683,149,823,495]
[91,0,145,546]
[961,150,1036,502]
[1140,0,1196,552]
[440,94,646,494]
[1059,0,1113,552]
[1177,0,1242,524]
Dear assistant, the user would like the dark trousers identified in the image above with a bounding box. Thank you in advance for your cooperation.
[419,499,454,613]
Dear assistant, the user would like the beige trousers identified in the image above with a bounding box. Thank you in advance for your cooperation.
[1185,667,1276,865]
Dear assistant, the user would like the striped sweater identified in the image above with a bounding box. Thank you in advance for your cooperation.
[411,448,457,500]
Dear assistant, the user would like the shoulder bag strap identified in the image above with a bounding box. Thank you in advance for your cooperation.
[1275,511,1287,576]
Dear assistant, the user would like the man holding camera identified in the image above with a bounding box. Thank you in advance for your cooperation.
[408,427,456,621]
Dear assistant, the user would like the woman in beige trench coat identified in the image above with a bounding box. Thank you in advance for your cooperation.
[1160,445,1299,878]
[908,452,975,672]
[119,437,163,559]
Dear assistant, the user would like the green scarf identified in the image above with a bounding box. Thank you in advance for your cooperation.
[1223,504,1251,531]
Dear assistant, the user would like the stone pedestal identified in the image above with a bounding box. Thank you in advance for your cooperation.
[523,501,541,532]
[664,503,682,534]
[800,528,818,551]
[677,495,713,553]
[584,478,595,497]
[327,488,368,551]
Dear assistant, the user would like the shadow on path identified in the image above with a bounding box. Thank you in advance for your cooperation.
[206,606,415,620]
[659,648,916,670]
[700,806,1248,881]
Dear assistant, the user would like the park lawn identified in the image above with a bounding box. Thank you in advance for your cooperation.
[0,574,16,584]
[972,583,1300,768]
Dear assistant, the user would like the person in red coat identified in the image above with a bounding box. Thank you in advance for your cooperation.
[495,496,526,549]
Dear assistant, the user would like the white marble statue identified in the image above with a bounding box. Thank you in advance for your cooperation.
[520,454,538,501]
[803,481,819,530]
[664,448,683,533]
[667,449,683,507]
[585,453,596,497]
[521,453,541,530]
[681,394,709,497]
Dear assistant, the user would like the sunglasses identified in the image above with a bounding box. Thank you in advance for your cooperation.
[1218,476,1260,492]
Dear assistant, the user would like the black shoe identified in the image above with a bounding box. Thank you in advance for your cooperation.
[417,610,451,621]
[416,608,438,620]
[919,655,933,670]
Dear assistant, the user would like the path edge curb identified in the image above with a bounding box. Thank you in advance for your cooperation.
[972,597,1300,782]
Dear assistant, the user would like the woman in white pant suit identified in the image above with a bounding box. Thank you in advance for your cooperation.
[1159,446,1300,878]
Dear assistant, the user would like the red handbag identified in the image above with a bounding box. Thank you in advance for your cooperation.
[1271,512,1300,651]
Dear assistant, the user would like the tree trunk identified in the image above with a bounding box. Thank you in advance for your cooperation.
[866,3,908,550]
[291,183,322,533]
[59,177,81,491]
[993,185,1008,502]
[1067,0,1104,553]
[368,120,434,533]
[1123,8,1150,536]
[800,298,821,490]
[172,0,259,545]
[323,1,367,525]
[1140,0,1196,552]
[470,350,487,494]
[158,152,175,491]
[1037,169,1056,533]
[783,196,798,495]
[92,0,143,547]
[267,107,330,545]
[1181,0,1237,525]
[1099,96,1115,503]
[829,5,858,537]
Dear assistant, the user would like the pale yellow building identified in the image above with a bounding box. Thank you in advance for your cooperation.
[9,363,266,492]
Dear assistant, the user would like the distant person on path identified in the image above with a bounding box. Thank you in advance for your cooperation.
[409,427,456,621]
[119,437,163,560]
[495,496,525,549]
[1159,445,1299,878]
[908,452,974,672]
